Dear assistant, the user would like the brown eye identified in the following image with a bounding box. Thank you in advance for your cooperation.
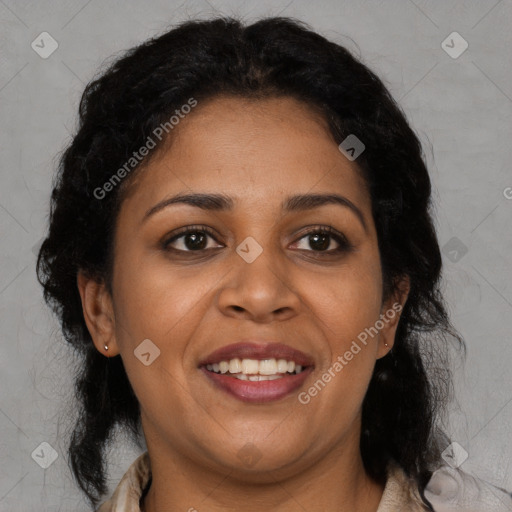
[177,231,208,251]
[303,232,333,251]
[292,226,353,254]
[163,226,223,252]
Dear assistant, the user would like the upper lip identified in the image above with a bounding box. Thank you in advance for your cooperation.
[199,341,315,367]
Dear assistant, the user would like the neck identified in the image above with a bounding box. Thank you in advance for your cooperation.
[140,429,385,512]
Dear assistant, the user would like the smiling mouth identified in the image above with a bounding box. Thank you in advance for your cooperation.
[198,341,315,403]
[200,357,313,403]
[204,357,307,381]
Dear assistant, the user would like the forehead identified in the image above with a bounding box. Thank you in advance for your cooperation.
[119,95,371,216]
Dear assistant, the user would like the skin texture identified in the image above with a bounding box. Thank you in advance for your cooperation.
[77,96,410,512]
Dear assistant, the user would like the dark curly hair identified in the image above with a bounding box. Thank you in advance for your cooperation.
[36,15,465,510]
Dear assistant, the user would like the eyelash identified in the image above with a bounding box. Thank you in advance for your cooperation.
[162,224,354,257]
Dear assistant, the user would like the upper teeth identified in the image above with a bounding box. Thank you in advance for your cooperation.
[206,358,304,375]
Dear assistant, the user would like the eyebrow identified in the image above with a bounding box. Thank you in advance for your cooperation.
[143,192,368,232]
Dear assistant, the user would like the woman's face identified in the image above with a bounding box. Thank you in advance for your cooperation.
[82,95,407,478]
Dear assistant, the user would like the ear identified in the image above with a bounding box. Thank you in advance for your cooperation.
[376,275,410,359]
[77,270,119,357]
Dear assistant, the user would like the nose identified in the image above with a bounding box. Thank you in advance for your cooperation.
[216,243,301,323]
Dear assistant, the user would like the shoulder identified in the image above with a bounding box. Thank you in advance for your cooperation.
[96,451,151,512]
[378,462,431,511]
[423,464,512,511]
[378,462,512,512]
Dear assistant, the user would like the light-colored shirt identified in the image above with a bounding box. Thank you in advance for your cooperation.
[96,451,512,511]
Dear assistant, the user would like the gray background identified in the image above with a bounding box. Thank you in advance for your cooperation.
[1,0,511,510]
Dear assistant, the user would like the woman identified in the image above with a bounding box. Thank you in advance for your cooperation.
[36,16,512,512]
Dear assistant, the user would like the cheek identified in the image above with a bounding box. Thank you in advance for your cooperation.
[111,259,210,430]
[110,249,215,397]
[303,282,380,432]
[300,251,382,416]
[309,256,383,351]
[113,250,215,343]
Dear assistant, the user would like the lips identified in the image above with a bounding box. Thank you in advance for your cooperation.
[200,366,313,403]
[198,341,315,403]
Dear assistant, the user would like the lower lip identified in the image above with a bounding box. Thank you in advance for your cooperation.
[200,367,313,403]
